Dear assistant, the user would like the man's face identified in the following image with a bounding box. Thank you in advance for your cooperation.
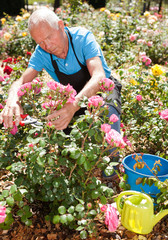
[30,21,67,58]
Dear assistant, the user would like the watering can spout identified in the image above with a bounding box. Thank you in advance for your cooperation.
[153,209,168,227]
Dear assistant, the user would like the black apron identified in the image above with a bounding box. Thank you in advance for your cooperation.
[50,29,122,116]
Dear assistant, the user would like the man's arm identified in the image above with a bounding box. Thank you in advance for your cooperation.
[0,68,39,128]
[46,56,106,130]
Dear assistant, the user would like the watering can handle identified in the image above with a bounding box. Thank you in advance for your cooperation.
[116,190,153,214]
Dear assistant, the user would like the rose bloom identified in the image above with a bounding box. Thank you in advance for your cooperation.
[1,18,6,24]
[4,32,12,41]
[0,206,6,223]
[22,32,27,37]
[159,109,168,121]
[29,143,34,148]
[101,124,111,133]
[105,129,126,148]
[0,76,4,82]
[16,15,23,21]
[105,204,119,232]
[142,56,152,66]
[136,95,142,101]
[109,114,119,123]
[144,11,150,17]
[130,78,138,85]
[151,64,165,76]
[88,95,104,108]
[129,34,137,42]
[147,41,153,47]
[10,124,18,135]
[100,78,115,91]
[123,136,132,147]
[4,65,13,75]
[100,205,107,212]
[23,12,30,19]
[0,104,4,109]
[47,81,60,90]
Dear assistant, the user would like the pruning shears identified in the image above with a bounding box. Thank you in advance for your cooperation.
[19,114,43,128]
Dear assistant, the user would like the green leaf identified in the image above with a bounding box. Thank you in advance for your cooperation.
[68,206,75,214]
[39,139,46,147]
[13,191,22,201]
[77,155,86,165]
[104,166,114,176]
[58,206,66,215]
[75,204,84,212]
[60,214,67,224]
[80,230,87,239]
[6,197,14,207]
[25,219,32,226]
[84,161,91,171]
[100,195,107,205]
[10,185,17,194]
[2,190,9,198]
[0,195,4,201]
[53,215,60,224]
[76,226,84,231]
[67,214,74,222]
[91,190,100,199]
[88,210,97,215]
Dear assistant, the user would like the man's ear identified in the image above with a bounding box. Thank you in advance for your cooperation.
[58,20,64,31]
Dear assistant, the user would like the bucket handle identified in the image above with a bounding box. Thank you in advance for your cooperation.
[116,190,153,214]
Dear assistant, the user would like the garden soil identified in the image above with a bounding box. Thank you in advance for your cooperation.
[0,66,168,240]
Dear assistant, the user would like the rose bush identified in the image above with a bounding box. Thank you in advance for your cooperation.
[0,73,125,237]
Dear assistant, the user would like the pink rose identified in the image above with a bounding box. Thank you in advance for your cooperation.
[101,124,111,133]
[47,121,52,127]
[136,95,142,101]
[159,109,168,121]
[100,205,107,212]
[105,204,119,232]
[10,124,18,135]
[87,203,92,209]
[0,206,6,223]
[105,129,126,148]
[47,81,59,90]
[100,78,115,91]
[123,136,132,147]
[129,34,137,42]
[0,103,4,109]
[120,123,124,128]
[29,143,34,148]
[0,76,4,82]
[141,56,152,66]
[109,114,119,123]
[88,96,104,108]
[147,41,153,47]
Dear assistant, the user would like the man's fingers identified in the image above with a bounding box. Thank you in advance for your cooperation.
[14,108,21,126]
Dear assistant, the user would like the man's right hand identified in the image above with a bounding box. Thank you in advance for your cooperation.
[0,101,22,128]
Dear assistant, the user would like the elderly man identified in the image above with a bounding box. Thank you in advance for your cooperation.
[0,7,121,136]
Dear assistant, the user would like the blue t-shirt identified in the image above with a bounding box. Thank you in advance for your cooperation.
[28,27,111,82]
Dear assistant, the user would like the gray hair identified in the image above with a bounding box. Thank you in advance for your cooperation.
[28,7,60,32]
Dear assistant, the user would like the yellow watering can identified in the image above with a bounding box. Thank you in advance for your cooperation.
[116,190,168,234]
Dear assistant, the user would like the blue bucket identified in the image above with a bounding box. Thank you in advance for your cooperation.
[122,153,168,196]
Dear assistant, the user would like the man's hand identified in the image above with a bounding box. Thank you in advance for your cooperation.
[0,101,22,128]
[46,102,80,130]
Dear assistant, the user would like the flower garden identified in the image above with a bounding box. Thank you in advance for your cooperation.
[0,0,168,239]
